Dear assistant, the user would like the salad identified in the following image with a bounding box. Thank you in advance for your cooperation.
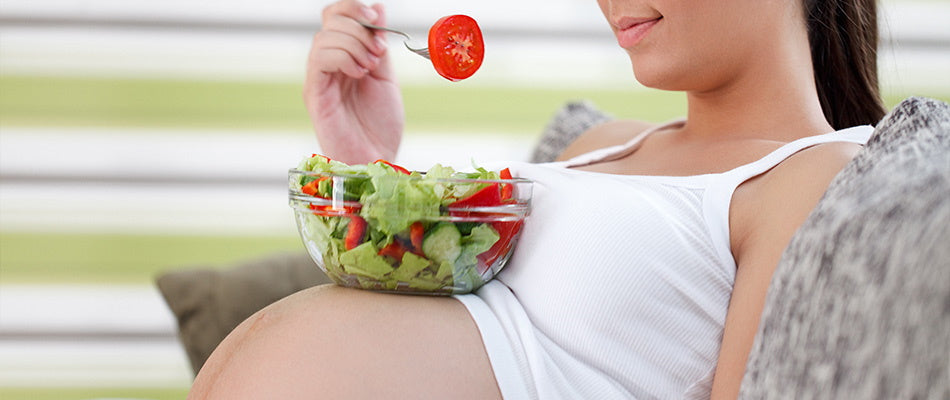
[289,155,529,294]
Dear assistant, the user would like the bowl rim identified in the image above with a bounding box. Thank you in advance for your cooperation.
[288,192,530,218]
[288,168,533,185]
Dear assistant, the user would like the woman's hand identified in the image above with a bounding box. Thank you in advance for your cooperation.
[304,0,404,164]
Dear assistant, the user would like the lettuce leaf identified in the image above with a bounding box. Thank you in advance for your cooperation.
[456,223,500,270]
[361,167,441,235]
[339,242,394,278]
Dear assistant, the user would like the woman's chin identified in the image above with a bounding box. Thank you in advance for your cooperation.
[631,67,681,91]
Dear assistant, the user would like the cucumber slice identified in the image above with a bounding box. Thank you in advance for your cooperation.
[422,223,462,265]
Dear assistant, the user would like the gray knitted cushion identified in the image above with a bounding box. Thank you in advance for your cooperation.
[530,100,612,163]
[739,97,950,399]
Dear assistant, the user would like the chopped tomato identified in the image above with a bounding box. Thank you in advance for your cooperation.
[379,222,425,260]
[410,221,425,256]
[344,216,367,250]
[378,240,409,260]
[428,15,484,82]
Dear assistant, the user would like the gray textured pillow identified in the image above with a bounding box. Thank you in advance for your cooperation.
[740,97,950,399]
[530,100,612,163]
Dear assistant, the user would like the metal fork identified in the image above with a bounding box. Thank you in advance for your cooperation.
[358,21,430,60]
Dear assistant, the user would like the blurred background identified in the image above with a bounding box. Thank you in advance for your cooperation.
[0,0,947,398]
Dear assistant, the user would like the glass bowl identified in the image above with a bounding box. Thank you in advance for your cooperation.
[288,169,532,295]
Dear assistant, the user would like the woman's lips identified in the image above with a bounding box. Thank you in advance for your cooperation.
[616,17,661,48]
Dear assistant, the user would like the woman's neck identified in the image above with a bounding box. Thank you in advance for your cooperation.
[681,33,833,143]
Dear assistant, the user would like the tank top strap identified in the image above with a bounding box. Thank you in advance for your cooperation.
[559,119,687,168]
[702,124,875,270]
[715,125,874,187]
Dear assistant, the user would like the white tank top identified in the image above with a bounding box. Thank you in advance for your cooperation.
[463,121,874,399]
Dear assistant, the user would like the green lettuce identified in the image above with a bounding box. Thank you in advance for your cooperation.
[361,164,441,235]
[339,242,393,278]
[456,223,500,271]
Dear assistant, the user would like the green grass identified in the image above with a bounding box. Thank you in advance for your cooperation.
[0,74,689,134]
[401,84,688,133]
[1,74,943,136]
[0,387,189,400]
[0,75,312,131]
[0,232,301,284]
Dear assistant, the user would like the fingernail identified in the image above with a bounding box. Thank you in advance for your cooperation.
[375,36,388,51]
[362,7,378,22]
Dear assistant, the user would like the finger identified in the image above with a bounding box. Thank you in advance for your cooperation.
[366,3,391,57]
[319,0,385,55]
[322,0,380,26]
[313,48,369,79]
[312,30,382,72]
[321,13,388,57]
[366,4,395,81]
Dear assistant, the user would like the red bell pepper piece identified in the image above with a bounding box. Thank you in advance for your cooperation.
[301,182,318,196]
[301,177,328,197]
[450,183,502,209]
[308,203,361,216]
[344,216,367,250]
[446,168,521,272]
[410,221,425,256]
[374,159,411,175]
[499,168,514,201]
[476,220,523,272]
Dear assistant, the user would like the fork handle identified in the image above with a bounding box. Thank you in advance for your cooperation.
[358,22,412,42]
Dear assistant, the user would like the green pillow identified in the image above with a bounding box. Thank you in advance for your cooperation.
[155,251,332,375]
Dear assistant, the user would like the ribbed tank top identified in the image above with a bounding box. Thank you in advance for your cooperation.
[456,121,874,399]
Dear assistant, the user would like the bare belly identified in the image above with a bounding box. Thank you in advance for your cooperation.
[189,284,501,400]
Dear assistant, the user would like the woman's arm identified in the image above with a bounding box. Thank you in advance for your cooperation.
[304,0,404,164]
[710,142,862,399]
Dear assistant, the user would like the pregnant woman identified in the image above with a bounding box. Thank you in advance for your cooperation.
[189,0,886,398]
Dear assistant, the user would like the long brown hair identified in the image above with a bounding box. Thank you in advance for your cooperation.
[804,0,887,129]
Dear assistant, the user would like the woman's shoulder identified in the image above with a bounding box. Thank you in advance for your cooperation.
[731,140,862,261]
[555,119,657,162]
[758,140,863,196]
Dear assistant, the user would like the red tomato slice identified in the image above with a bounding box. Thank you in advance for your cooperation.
[344,216,367,250]
[428,15,484,82]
